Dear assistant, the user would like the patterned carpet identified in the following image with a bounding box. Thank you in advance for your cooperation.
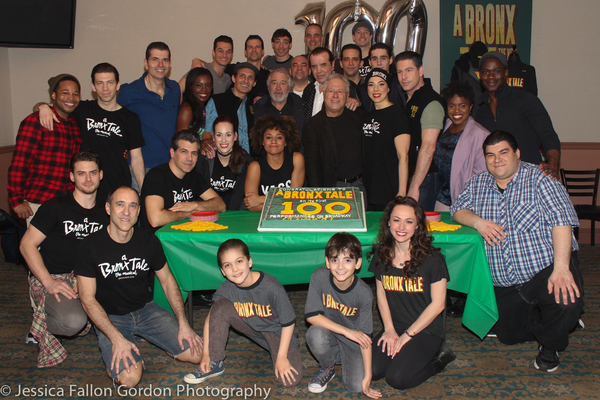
[0,245,598,400]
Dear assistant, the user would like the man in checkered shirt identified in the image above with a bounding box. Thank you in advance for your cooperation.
[451,130,583,373]
[8,74,81,224]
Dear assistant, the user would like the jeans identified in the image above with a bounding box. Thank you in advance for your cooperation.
[96,301,189,379]
[493,251,584,351]
[409,172,441,212]
[306,325,365,392]
[45,293,88,337]
[129,165,152,194]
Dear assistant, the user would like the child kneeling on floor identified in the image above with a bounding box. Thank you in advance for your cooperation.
[184,238,303,387]
[305,232,381,398]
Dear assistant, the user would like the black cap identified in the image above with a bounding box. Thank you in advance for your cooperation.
[233,62,259,77]
[479,51,508,68]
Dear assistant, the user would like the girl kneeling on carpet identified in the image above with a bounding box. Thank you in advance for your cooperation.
[184,238,303,387]
[368,196,455,390]
[244,115,305,212]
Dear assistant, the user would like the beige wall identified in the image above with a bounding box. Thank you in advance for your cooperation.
[2,0,600,146]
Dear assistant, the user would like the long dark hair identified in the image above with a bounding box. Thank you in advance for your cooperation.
[368,196,434,277]
[183,67,213,132]
[213,115,249,176]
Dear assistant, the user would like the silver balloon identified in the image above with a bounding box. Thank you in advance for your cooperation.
[375,0,428,55]
[323,0,378,59]
[294,2,326,28]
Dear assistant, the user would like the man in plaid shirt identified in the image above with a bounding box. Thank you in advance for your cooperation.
[8,74,82,224]
[451,130,583,373]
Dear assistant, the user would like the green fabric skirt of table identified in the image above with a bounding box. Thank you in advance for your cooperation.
[155,211,498,339]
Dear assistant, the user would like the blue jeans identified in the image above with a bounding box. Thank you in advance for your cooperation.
[129,165,152,194]
[306,325,365,393]
[408,172,441,212]
[96,301,189,379]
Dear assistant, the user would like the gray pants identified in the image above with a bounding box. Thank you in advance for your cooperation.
[208,299,303,387]
[44,293,88,337]
[306,325,365,393]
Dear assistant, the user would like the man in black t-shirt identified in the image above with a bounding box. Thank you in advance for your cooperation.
[37,63,146,201]
[20,150,108,367]
[76,186,203,388]
[140,130,225,230]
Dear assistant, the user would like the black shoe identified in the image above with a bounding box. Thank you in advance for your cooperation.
[534,346,559,372]
[447,297,466,318]
[192,291,214,308]
[432,344,456,373]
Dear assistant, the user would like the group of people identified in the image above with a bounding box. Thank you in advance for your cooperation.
[8,19,583,397]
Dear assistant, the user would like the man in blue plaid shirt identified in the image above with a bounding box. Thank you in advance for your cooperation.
[451,130,583,373]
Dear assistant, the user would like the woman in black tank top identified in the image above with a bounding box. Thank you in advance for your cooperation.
[244,115,305,212]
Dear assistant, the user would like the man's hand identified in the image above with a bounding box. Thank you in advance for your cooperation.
[548,267,580,305]
[274,355,298,387]
[344,328,372,350]
[345,97,360,111]
[177,324,203,357]
[38,104,59,131]
[473,218,506,246]
[14,202,33,219]
[45,278,78,302]
[200,139,216,159]
[169,202,197,213]
[540,161,559,180]
[362,376,382,399]
[191,58,207,69]
[111,339,140,375]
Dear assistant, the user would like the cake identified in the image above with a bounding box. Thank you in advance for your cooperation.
[257,187,367,232]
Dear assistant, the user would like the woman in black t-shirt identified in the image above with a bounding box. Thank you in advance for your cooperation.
[244,115,305,212]
[368,196,453,390]
[196,115,250,210]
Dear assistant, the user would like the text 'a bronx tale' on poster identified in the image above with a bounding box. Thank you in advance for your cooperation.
[439,0,532,87]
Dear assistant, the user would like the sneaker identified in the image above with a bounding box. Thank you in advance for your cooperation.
[534,346,559,372]
[308,365,335,393]
[25,332,37,344]
[184,360,225,384]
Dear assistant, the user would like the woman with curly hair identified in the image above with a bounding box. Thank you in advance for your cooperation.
[244,115,305,212]
[176,67,213,136]
[368,196,454,390]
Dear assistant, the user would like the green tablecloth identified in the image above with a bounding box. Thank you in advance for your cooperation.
[155,211,498,339]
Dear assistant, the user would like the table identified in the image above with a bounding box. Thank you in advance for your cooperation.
[154,211,498,339]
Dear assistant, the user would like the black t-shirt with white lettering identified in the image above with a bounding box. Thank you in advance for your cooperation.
[73,100,145,202]
[75,227,167,315]
[139,163,212,229]
[31,192,107,274]
[211,159,237,207]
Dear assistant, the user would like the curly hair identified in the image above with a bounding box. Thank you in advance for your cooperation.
[249,115,301,156]
[368,196,435,277]
[440,80,474,105]
[183,67,213,132]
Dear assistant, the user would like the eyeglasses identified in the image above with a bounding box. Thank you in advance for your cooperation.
[325,89,348,96]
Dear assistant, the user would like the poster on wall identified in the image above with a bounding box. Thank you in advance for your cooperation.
[439,0,532,88]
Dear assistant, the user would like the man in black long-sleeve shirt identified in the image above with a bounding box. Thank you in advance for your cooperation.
[476,51,560,179]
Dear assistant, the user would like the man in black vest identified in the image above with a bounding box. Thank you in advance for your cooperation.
[203,63,258,156]
[395,51,444,211]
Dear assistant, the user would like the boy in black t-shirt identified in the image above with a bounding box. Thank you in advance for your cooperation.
[304,233,381,398]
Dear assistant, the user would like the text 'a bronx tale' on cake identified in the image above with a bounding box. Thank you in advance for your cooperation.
[257,187,367,232]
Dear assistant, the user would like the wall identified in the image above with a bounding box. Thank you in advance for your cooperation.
[2,0,600,146]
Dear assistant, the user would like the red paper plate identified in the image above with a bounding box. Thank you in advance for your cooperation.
[190,211,219,222]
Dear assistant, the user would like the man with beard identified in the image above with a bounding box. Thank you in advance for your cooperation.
[254,68,304,133]
[290,55,310,97]
[8,74,82,223]
[20,151,108,367]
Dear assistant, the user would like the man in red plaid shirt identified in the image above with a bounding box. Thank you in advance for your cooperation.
[8,74,82,224]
